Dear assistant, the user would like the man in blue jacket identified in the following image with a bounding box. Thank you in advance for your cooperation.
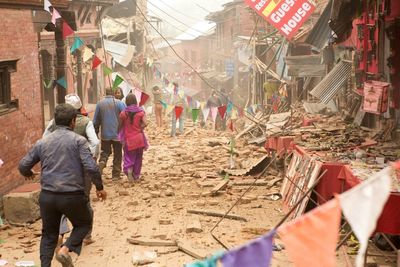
[93,88,126,180]
[19,104,107,267]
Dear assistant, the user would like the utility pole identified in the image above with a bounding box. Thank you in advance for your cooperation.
[55,17,66,104]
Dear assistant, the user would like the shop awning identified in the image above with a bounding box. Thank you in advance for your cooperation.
[309,60,352,104]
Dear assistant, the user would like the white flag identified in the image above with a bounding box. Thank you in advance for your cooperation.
[82,47,94,62]
[339,167,392,267]
[44,0,52,13]
[202,107,210,121]
[51,8,61,25]
[134,89,142,104]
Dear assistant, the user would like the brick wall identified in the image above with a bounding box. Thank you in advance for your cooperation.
[0,8,43,195]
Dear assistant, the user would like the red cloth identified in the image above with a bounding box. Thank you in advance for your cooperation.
[264,136,294,156]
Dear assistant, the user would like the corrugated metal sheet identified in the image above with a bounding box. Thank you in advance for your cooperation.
[285,55,326,77]
[309,60,352,104]
[305,0,332,49]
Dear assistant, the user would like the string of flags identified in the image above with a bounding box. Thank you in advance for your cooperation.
[185,165,395,267]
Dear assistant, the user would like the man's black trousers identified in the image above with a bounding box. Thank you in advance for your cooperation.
[39,190,92,267]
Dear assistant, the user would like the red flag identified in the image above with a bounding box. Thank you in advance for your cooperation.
[139,92,150,106]
[218,105,227,119]
[239,108,244,118]
[92,55,102,70]
[175,106,183,119]
[63,21,74,39]
[278,198,341,267]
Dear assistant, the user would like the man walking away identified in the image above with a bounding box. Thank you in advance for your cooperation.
[43,93,99,246]
[152,85,163,128]
[19,104,107,267]
[93,88,126,180]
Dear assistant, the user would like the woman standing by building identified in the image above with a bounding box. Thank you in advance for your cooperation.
[118,94,148,182]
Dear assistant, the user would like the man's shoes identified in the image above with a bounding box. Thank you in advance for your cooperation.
[83,237,95,245]
[55,253,74,267]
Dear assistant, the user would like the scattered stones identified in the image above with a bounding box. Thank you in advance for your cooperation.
[159,219,172,225]
[118,191,129,196]
[143,193,152,200]
[150,191,161,198]
[127,215,142,221]
[127,200,139,206]
[131,251,157,266]
[164,190,175,197]
[186,220,203,233]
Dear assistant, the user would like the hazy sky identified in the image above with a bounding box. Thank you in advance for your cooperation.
[148,0,232,37]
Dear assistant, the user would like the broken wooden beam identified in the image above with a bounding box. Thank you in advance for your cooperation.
[211,180,229,195]
[177,239,208,259]
[187,209,247,222]
[232,179,269,186]
[127,238,177,247]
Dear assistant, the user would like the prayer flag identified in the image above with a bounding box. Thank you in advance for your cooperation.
[82,47,94,62]
[0,158,4,168]
[178,89,185,98]
[231,108,238,120]
[200,102,206,110]
[43,80,54,89]
[339,167,392,267]
[70,37,84,53]
[221,229,275,267]
[226,102,233,115]
[166,105,174,115]
[278,198,341,267]
[134,89,142,104]
[202,107,210,121]
[103,65,113,76]
[239,108,244,117]
[56,76,67,89]
[252,104,258,114]
[192,109,200,122]
[160,100,167,109]
[218,105,227,119]
[44,0,52,13]
[175,106,183,119]
[51,8,61,25]
[112,75,124,89]
[210,107,218,122]
[62,21,74,39]
[139,92,150,106]
[92,55,102,70]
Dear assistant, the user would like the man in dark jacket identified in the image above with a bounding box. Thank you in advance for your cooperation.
[19,104,107,267]
[93,88,126,180]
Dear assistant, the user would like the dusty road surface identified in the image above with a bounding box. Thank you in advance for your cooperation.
[0,122,395,266]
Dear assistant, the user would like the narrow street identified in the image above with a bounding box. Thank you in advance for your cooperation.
[1,120,292,266]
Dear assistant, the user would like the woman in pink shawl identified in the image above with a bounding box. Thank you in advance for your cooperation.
[118,93,148,182]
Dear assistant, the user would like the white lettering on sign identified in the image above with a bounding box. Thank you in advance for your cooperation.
[270,0,297,23]
[279,2,313,36]
[254,0,269,11]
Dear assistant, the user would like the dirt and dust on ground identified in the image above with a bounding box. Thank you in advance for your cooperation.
[0,118,397,267]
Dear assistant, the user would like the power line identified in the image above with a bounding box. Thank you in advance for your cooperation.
[157,0,205,22]
[147,1,209,36]
[136,4,261,124]
[148,11,200,38]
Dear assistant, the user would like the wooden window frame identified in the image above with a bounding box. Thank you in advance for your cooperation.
[0,59,19,115]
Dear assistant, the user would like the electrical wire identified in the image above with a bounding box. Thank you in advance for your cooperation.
[136,4,262,123]
[156,0,205,22]
[148,1,210,36]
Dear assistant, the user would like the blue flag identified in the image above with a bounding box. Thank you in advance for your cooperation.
[70,37,84,53]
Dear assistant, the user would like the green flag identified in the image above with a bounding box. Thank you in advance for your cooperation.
[192,108,200,122]
[112,75,124,90]
[103,65,113,76]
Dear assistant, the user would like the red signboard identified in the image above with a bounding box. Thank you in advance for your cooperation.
[244,0,316,39]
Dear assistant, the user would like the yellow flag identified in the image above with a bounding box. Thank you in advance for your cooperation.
[166,105,174,115]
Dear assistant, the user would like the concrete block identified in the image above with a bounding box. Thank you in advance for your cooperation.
[3,183,41,224]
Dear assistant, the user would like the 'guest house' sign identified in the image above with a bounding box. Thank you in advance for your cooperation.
[244,0,316,39]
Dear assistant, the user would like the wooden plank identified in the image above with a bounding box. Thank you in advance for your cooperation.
[187,209,247,222]
[211,180,229,194]
[127,238,177,247]
[177,240,208,259]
